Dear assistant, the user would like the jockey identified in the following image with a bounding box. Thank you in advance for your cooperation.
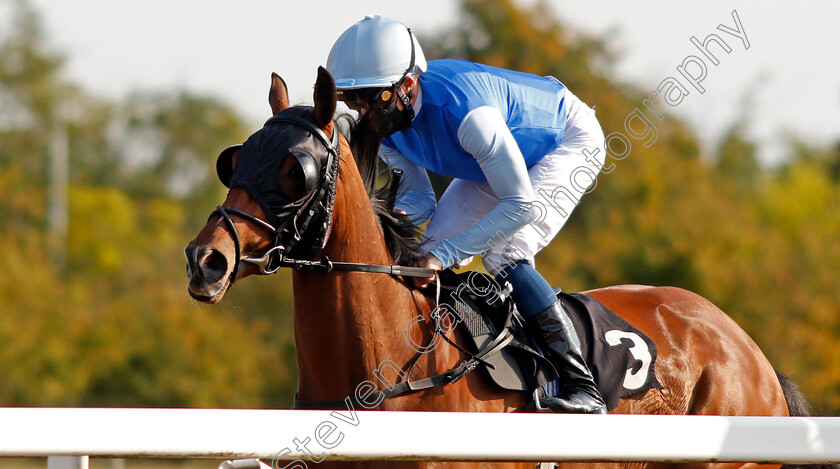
[326,15,608,414]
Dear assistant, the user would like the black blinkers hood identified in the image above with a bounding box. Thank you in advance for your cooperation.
[216,144,241,189]
[216,106,340,258]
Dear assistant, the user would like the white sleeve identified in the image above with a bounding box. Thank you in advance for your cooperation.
[429,106,537,269]
[379,143,437,225]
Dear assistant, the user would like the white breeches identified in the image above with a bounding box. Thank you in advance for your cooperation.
[422,91,606,275]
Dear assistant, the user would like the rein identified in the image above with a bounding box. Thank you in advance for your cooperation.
[212,202,436,280]
[210,205,435,281]
[234,167,433,277]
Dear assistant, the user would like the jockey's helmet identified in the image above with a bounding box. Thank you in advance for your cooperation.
[326,15,427,90]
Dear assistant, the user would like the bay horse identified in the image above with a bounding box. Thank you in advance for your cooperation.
[185,67,813,469]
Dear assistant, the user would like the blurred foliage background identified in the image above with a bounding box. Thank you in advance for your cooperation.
[1,0,839,414]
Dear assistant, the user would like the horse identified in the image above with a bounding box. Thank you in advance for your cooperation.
[185,67,814,469]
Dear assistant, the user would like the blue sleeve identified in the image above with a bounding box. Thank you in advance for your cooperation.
[379,143,437,225]
[430,106,538,269]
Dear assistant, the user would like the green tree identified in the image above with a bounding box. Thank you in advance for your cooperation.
[716,121,761,192]
[0,0,297,408]
[2,0,838,415]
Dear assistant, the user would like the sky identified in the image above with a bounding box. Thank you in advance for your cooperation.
[5,0,840,165]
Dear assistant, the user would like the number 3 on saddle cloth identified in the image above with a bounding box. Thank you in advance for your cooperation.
[436,270,662,411]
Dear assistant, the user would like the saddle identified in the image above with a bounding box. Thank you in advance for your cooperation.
[435,269,661,411]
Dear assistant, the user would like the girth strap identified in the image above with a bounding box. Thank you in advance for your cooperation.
[292,328,515,410]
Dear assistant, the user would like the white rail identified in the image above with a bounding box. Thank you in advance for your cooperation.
[1,408,839,464]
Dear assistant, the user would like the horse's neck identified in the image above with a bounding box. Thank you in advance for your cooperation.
[292,151,428,401]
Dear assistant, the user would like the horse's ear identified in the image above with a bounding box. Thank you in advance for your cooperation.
[313,66,336,128]
[269,72,289,115]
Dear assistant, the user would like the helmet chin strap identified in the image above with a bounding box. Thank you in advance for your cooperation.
[394,80,415,121]
[396,27,417,116]
[379,26,417,135]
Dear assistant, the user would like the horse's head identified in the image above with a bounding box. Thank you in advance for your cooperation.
[185,68,338,303]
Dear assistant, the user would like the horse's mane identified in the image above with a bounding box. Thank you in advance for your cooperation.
[340,114,423,266]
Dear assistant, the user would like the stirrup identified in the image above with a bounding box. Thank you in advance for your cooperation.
[533,388,550,412]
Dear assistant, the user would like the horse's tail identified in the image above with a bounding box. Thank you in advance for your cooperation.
[776,370,839,469]
[777,370,813,417]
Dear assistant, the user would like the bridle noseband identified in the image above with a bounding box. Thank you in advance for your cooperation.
[209,111,434,290]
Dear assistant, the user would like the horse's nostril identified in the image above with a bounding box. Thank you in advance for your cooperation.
[201,249,229,281]
[185,245,196,277]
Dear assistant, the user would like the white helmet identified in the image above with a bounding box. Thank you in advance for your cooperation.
[326,15,427,90]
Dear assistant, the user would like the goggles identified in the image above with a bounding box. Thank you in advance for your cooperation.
[336,87,394,111]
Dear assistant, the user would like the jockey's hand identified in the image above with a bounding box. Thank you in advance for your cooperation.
[392,208,410,225]
[412,253,443,289]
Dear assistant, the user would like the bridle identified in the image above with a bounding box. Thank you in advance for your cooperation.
[211,108,493,411]
[209,111,435,290]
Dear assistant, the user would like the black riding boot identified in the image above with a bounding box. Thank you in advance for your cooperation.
[529,299,607,414]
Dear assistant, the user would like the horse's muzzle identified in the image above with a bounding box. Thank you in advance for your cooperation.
[185,244,230,303]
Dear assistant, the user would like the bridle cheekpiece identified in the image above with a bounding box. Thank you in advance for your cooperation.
[211,107,340,286]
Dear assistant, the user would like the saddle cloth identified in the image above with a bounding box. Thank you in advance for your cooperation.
[436,270,661,411]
